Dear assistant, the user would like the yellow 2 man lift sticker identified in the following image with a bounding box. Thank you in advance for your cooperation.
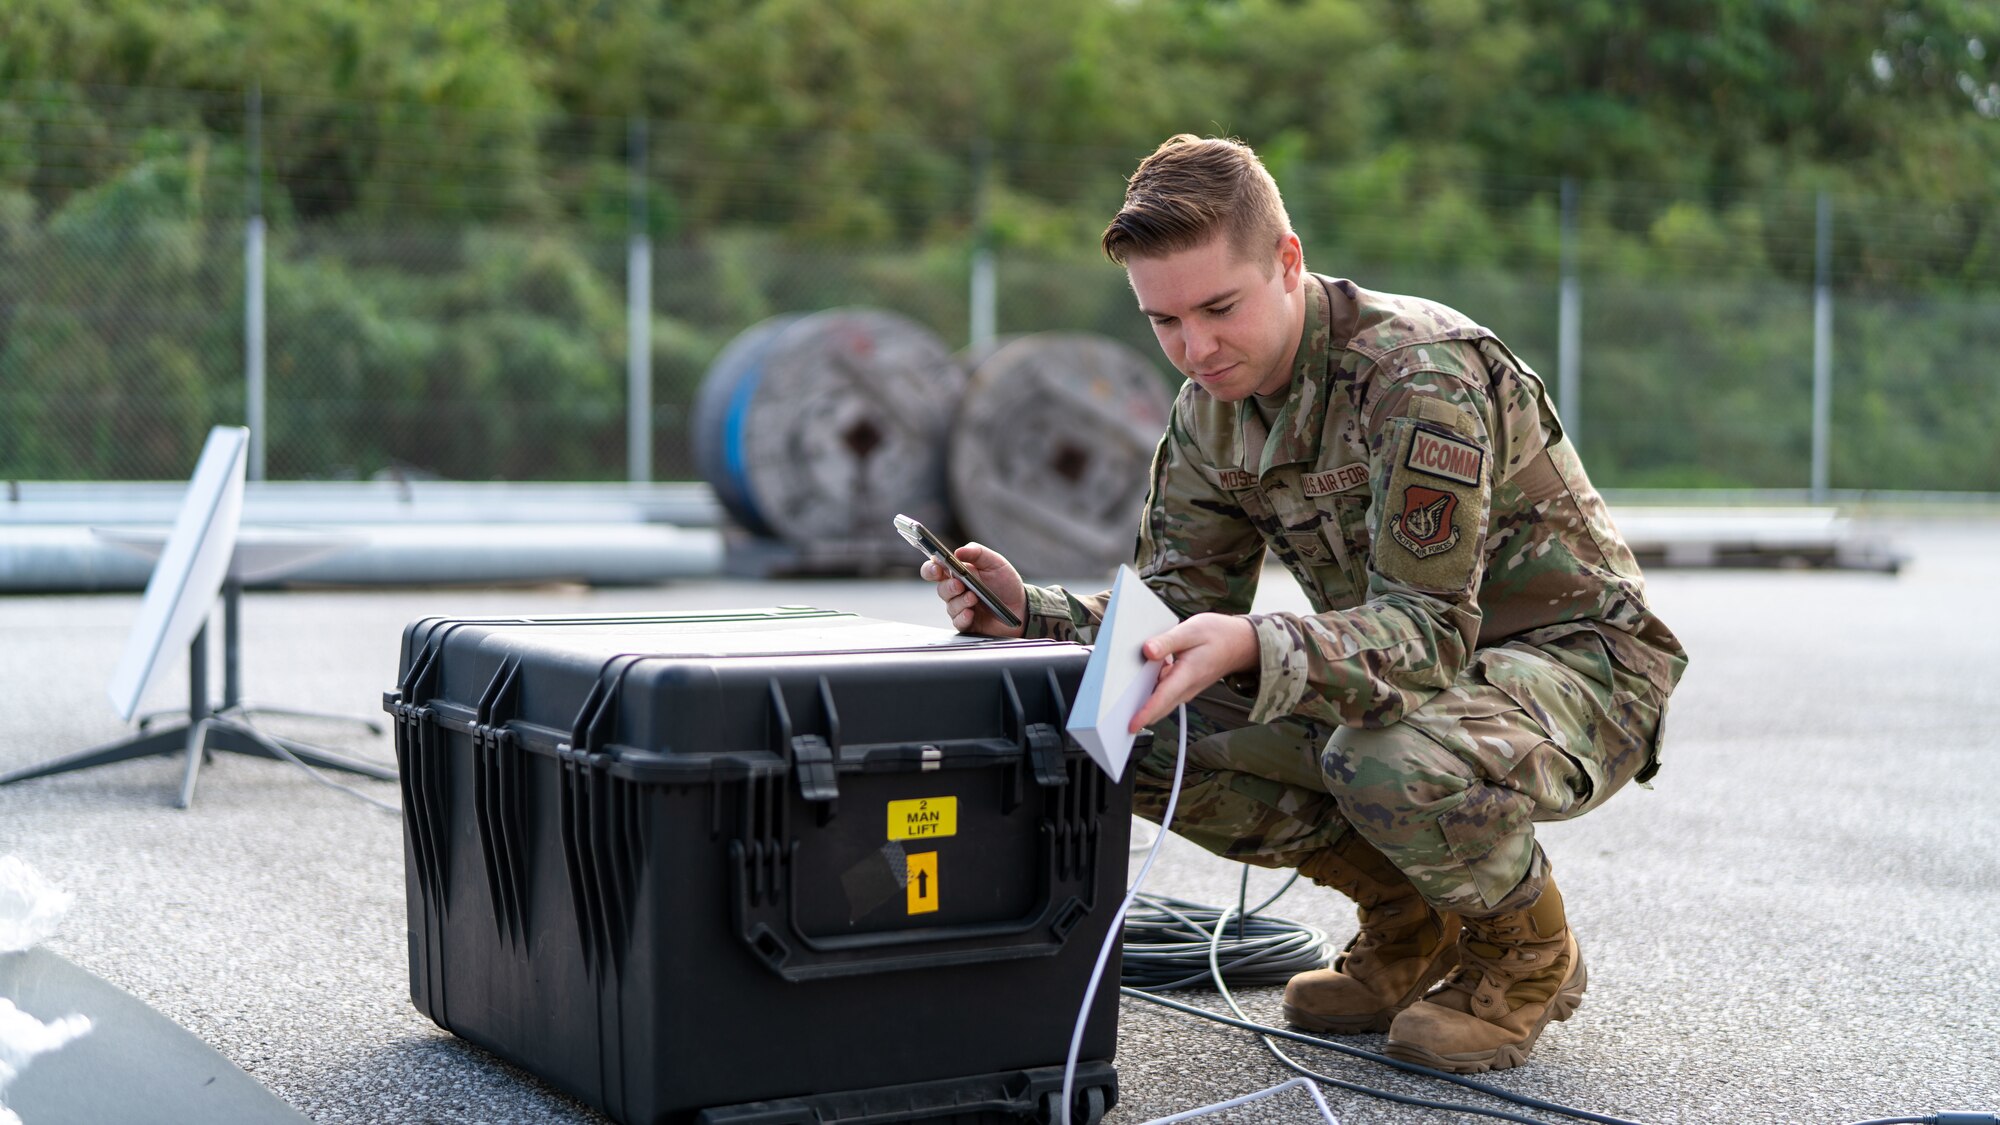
[905,851,939,915]
[886,796,957,841]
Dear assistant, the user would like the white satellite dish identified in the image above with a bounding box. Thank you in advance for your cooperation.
[106,426,248,723]
[1,424,395,810]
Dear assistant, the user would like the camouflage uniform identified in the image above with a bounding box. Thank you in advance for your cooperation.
[1021,276,1687,916]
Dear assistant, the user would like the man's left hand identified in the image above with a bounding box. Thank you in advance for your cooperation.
[1127,613,1259,733]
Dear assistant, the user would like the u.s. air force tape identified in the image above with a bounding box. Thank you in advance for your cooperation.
[1303,464,1369,497]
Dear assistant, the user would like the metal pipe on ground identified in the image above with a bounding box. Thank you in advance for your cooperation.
[0,524,725,593]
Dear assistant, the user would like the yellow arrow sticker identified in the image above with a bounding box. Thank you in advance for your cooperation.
[886,796,957,841]
[905,851,939,915]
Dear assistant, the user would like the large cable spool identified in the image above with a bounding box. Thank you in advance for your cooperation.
[948,333,1175,577]
[691,314,801,538]
[949,335,1019,383]
[692,310,965,548]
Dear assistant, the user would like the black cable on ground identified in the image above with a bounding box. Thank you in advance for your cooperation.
[1846,1117,1999,1125]
[1126,985,1644,1125]
[1116,867,1994,1125]
[1120,866,1644,1125]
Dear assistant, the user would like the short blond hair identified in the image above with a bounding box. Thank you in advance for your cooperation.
[1101,134,1292,271]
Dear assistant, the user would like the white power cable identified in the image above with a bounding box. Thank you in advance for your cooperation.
[1140,1077,1339,1125]
[233,714,402,814]
[1059,702,1187,1125]
[1058,702,1338,1125]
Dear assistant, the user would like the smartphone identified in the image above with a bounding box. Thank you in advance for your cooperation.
[894,514,1023,629]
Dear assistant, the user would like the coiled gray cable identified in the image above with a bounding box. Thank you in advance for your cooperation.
[1120,879,1331,992]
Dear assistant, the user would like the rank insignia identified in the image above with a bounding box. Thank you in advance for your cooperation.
[1283,530,1328,562]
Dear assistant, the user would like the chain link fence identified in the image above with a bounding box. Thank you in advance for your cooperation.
[2,83,1996,492]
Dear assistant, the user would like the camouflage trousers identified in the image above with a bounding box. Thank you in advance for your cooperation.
[1133,632,1668,917]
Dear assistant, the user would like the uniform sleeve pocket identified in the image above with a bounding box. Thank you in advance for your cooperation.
[1547,440,1643,580]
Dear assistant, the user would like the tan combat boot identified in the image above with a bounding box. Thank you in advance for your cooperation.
[1281,837,1460,1034]
[1383,875,1586,1073]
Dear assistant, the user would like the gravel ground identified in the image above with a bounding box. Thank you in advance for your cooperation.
[1,516,1995,1125]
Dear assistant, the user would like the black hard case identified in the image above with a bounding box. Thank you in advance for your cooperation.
[383,608,1131,1125]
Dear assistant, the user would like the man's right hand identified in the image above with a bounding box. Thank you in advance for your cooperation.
[921,543,1028,638]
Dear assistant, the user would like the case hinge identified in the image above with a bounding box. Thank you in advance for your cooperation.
[1024,722,1068,788]
[791,734,838,802]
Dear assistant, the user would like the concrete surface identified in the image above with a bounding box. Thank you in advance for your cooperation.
[1,516,1995,1124]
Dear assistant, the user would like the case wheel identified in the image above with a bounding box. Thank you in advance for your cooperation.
[1039,1082,1108,1125]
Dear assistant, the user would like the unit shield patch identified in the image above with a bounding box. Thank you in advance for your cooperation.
[1391,486,1460,558]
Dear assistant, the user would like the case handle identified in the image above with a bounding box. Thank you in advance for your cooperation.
[730,834,1095,982]
[770,678,842,802]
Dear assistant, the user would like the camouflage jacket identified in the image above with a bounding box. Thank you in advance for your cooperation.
[1022,274,1687,735]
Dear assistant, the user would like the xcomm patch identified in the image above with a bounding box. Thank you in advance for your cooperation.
[1406,426,1482,486]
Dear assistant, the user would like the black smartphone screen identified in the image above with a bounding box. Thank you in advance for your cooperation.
[893,514,1023,628]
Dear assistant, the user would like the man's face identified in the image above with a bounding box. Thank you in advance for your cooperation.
[1126,231,1305,402]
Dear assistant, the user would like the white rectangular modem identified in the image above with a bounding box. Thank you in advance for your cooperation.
[1064,565,1180,782]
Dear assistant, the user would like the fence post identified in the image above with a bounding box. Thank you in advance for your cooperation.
[1557,176,1581,442]
[244,83,266,481]
[627,117,653,485]
[1810,191,1833,502]
[969,137,996,352]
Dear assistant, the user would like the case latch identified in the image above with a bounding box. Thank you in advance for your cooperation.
[791,734,838,802]
[1024,722,1067,788]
